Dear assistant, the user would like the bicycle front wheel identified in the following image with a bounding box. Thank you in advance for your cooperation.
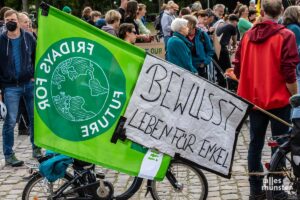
[22,172,74,200]
[149,160,208,200]
[266,146,300,199]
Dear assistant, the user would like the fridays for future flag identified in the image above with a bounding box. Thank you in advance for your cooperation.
[34,4,171,180]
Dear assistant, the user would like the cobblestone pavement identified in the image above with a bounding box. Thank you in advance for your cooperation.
[0,121,272,200]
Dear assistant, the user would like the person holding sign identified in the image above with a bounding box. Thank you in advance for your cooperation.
[215,14,238,87]
[233,0,299,199]
[166,18,197,73]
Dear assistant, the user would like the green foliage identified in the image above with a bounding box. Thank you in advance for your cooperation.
[3,0,114,14]
[3,0,208,16]
[2,0,199,14]
[4,0,24,11]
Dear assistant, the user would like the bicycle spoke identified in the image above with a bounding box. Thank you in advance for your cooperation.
[150,161,208,200]
[267,147,299,199]
[184,173,198,182]
[182,191,191,199]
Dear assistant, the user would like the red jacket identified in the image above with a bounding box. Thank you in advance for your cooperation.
[233,20,299,110]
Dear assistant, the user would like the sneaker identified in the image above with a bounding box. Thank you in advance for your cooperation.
[249,192,266,200]
[32,148,42,159]
[5,155,24,167]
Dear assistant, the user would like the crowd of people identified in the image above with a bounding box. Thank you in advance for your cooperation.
[1,0,300,199]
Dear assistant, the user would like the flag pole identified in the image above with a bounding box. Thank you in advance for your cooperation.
[253,105,293,128]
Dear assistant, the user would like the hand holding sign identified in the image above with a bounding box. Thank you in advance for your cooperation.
[224,68,239,82]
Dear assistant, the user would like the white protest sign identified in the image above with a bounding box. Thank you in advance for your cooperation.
[124,54,252,178]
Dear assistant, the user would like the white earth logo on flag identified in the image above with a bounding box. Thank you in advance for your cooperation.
[36,38,127,141]
[51,57,109,122]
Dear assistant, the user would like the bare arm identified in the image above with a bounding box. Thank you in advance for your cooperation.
[286,82,298,96]
[231,35,237,48]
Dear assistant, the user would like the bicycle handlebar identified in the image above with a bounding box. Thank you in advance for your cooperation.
[290,94,300,108]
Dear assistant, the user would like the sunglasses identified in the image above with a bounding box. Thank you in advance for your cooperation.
[130,30,137,34]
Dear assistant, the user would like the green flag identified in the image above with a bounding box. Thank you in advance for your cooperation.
[34,4,170,180]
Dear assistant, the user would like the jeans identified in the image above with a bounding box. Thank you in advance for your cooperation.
[2,81,35,159]
[248,105,291,194]
[17,97,29,131]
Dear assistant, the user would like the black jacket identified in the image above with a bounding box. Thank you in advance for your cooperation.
[0,29,36,88]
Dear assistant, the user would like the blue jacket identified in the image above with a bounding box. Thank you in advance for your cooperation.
[191,28,215,68]
[0,29,36,88]
[167,32,197,73]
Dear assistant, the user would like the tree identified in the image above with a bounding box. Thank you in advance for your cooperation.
[0,0,4,7]
[3,0,21,10]
[35,0,41,13]
[22,0,29,12]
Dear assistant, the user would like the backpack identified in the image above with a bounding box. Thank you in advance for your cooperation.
[154,12,163,31]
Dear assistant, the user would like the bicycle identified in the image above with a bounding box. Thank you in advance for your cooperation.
[22,151,208,199]
[265,94,300,199]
